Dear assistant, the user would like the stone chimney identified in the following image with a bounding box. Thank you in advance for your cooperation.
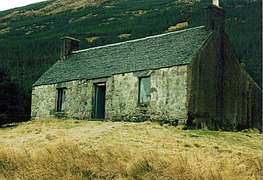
[60,37,80,60]
[205,0,225,33]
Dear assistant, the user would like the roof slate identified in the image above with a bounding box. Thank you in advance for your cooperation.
[33,26,212,86]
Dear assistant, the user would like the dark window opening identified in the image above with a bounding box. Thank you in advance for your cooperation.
[138,76,151,105]
[57,88,66,112]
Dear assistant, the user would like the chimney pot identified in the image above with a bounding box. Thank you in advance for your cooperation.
[60,37,80,60]
[213,0,219,7]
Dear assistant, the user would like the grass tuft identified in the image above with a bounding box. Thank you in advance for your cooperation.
[0,119,261,179]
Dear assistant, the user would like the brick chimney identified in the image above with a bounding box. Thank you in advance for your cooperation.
[60,37,80,60]
[205,0,225,33]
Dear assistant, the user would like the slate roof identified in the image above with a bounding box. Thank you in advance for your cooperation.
[33,26,212,86]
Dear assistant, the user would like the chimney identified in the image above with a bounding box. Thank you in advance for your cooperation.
[60,37,80,60]
[205,0,225,33]
[213,0,219,7]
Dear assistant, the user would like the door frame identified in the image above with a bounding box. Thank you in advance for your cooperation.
[93,83,106,119]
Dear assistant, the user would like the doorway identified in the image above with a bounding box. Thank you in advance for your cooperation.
[94,83,106,119]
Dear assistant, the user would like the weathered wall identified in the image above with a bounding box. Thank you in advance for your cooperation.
[106,66,188,122]
[222,36,262,130]
[187,34,221,129]
[31,84,57,119]
[31,79,93,119]
[187,33,262,130]
[64,80,93,119]
[105,73,139,120]
[150,66,188,122]
[32,66,188,122]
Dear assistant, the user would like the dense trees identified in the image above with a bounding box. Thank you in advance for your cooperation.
[0,68,26,126]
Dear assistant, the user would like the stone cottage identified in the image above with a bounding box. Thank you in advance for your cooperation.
[31,3,262,130]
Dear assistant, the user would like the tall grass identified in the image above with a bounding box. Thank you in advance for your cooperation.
[0,120,261,179]
[0,142,261,179]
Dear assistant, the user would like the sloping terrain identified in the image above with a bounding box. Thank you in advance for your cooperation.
[0,0,103,22]
[0,0,261,122]
[0,119,261,179]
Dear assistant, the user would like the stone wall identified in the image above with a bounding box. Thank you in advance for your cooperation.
[187,34,221,128]
[105,73,139,120]
[31,84,57,119]
[106,66,188,122]
[31,79,93,119]
[32,66,188,122]
[187,33,262,130]
[150,66,188,122]
[64,80,93,119]
[222,35,262,130]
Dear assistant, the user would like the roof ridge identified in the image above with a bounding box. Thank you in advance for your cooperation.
[73,26,205,54]
[33,25,211,86]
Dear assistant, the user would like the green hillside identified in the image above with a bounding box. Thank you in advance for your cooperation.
[0,0,261,122]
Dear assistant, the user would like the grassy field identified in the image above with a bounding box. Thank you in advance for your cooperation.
[0,119,262,179]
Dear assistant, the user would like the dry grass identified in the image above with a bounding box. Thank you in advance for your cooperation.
[166,22,189,32]
[0,119,262,179]
[86,36,100,43]
[118,33,131,39]
[0,0,101,22]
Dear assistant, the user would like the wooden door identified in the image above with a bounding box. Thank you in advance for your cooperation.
[94,83,106,119]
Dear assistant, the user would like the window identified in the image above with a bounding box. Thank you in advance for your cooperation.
[138,76,151,105]
[57,88,66,112]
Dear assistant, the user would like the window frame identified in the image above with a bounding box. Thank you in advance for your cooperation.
[138,76,151,106]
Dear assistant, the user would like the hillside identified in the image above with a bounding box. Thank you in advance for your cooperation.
[0,0,102,21]
[0,119,261,179]
[0,0,261,122]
